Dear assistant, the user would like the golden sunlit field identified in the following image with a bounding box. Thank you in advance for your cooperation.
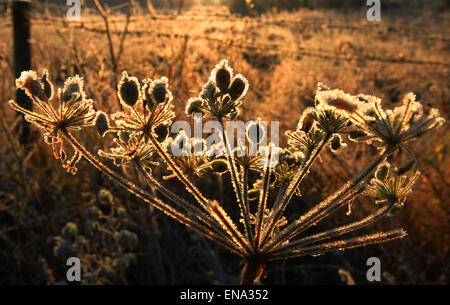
[0,0,448,285]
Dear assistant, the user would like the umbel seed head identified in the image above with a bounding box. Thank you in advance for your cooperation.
[152,83,167,104]
[216,68,231,92]
[212,59,233,93]
[228,75,248,101]
[298,108,316,133]
[185,97,204,116]
[118,72,140,107]
[95,111,109,137]
[62,75,84,103]
[331,135,341,151]
[375,163,390,181]
[40,69,54,100]
[154,124,169,143]
[16,70,48,102]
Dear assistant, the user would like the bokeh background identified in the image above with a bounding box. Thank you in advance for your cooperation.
[0,0,448,284]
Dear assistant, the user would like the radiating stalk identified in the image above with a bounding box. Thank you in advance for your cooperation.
[263,146,395,252]
[260,134,331,248]
[134,161,231,240]
[268,200,395,256]
[266,229,407,261]
[254,149,273,250]
[62,129,244,256]
[148,132,210,210]
[219,118,252,243]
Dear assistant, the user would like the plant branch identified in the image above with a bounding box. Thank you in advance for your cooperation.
[62,129,244,256]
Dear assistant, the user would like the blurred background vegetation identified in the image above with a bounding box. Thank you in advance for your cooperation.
[0,0,448,284]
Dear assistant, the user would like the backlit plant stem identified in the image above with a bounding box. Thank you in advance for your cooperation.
[264,146,396,252]
[219,118,253,243]
[260,133,332,247]
[61,128,245,256]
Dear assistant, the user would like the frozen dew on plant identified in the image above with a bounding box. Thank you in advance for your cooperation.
[10,60,445,285]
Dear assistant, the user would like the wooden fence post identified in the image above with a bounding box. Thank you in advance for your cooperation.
[12,0,32,144]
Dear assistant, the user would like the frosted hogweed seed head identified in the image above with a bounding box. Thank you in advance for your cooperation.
[316,88,360,113]
[297,108,316,133]
[200,80,216,101]
[62,75,85,103]
[330,135,342,152]
[150,78,169,104]
[95,111,109,137]
[142,80,156,111]
[118,72,140,107]
[213,60,233,92]
[40,69,54,100]
[228,75,248,101]
[375,163,390,181]
[16,70,48,102]
[185,97,204,116]
[154,124,169,143]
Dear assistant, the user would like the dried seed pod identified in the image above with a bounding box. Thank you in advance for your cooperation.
[95,111,109,137]
[212,59,233,93]
[152,83,167,104]
[200,80,216,101]
[62,75,84,103]
[298,108,316,133]
[185,97,204,116]
[330,135,342,152]
[375,163,390,181]
[16,70,48,102]
[316,89,360,113]
[118,72,140,107]
[154,124,169,143]
[40,69,54,100]
[228,75,248,101]
[85,206,100,220]
[118,230,139,251]
[216,68,231,92]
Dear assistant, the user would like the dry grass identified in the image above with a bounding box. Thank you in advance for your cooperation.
[0,4,448,284]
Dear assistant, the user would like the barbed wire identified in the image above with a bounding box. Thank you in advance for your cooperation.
[61,21,450,68]
[1,9,448,67]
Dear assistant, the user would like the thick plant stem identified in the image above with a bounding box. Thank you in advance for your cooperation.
[240,259,265,285]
